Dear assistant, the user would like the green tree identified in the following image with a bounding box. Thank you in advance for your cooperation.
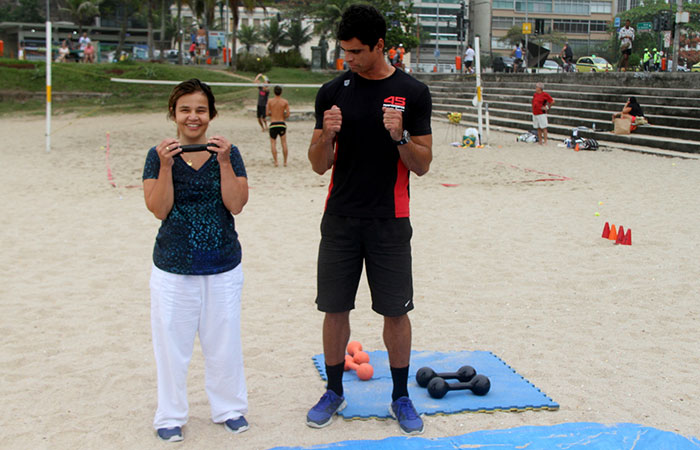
[284,19,313,52]
[227,0,265,69]
[1,0,45,22]
[59,0,103,33]
[261,17,286,54]
[237,24,261,52]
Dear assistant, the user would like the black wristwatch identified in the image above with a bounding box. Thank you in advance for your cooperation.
[393,129,411,146]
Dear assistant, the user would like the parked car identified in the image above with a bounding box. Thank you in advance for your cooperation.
[690,61,699,72]
[575,56,613,72]
[536,59,562,73]
[493,56,514,73]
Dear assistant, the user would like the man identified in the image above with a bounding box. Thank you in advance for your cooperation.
[642,48,651,71]
[653,48,661,72]
[306,4,432,436]
[254,73,270,132]
[512,42,524,72]
[397,43,406,69]
[618,19,635,72]
[559,42,573,72]
[531,82,555,145]
[464,43,475,74]
[266,85,290,167]
[388,45,397,66]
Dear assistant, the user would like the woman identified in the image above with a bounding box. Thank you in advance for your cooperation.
[57,40,70,62]
[612,96,646,127]
[142,79,250,442]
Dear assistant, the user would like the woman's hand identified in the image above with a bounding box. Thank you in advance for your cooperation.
[156,138,181,167]
[208,135,232,164]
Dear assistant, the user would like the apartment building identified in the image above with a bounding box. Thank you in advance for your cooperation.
[490,0,614,57]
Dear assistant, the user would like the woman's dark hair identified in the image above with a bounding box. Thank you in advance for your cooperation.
[168,78,217,120]
[628,96,644,116]
[337,4,386,51]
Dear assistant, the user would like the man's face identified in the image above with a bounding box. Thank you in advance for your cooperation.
[625,20,630,28]
[340,37,384,74]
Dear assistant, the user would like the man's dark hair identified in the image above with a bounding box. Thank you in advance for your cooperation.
[274,85,282,96]
[337,4,386,51]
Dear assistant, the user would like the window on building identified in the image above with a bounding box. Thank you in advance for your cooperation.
[493,0,515,9]
[590,20,607,32]
[241,18,249,26]
[254,18,261,27]
[590,1,612,13]
[553,0,589,15]
[492,16,515,29]
[516,0,553,13]
[553,19,589,33]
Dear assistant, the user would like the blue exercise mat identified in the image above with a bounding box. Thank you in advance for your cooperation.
[270,422,700,450]
[311,350,558,418]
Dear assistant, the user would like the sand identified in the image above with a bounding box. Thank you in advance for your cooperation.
[1,107,699,449]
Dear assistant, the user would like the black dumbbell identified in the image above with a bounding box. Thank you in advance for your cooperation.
[416,365,476,388]
[179,143,220,154]
[427,374,491,399]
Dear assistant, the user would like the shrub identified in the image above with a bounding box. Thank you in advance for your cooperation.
[236,52,272,72]
[271,49,308,68]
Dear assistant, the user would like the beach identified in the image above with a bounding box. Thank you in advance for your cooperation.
[1,108,699,449]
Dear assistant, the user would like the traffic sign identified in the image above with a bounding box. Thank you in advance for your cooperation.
[614,17,621,27]
[522,22,532,34]
[637,22,652,31]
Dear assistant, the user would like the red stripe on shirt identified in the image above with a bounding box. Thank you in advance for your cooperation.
[394,159,410,217]
[324,140,339,211]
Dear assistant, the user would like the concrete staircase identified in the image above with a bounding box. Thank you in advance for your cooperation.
[415,72,700,155]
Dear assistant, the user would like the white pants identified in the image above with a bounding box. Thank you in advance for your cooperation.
[150,264,248,429]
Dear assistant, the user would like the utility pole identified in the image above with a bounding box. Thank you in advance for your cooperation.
[671,0,682,72]
[434,0,440,71]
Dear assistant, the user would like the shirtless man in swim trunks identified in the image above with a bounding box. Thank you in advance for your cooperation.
[266,85,290,167]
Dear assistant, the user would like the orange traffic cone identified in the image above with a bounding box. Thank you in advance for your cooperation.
[575,142,580,152]
[622,229,632,245]
[608,224,617,241]
[602,222,610,238]
[615,225,625,244]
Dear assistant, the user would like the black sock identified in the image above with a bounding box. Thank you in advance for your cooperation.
[391,366,409,402]
[325,362,345,397]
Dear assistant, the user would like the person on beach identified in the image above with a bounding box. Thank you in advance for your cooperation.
[306,4,433,436]
[266,85,291,167]
[612,96,646,130]
[531,82,555,145]
[618,19,635,72]
[254,73,270,132]
[142,79,250,443]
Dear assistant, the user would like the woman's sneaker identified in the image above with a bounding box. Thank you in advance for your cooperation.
[224,416,249,434]
[156,426,184,442]
[389,397,424,435]
[306,390,346,428]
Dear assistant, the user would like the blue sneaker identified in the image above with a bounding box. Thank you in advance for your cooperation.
[389,397,424,435]
[306,390,346,428]
[156,426,183,442]
[224,416,249,434]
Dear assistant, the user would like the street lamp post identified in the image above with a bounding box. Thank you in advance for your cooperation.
[434,0,441,71]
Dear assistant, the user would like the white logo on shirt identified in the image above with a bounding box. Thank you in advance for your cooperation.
[344,80,350,86]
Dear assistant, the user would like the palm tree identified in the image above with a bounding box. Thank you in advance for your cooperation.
[260,17,285,55]
[227,0,265,69]
[284,20,312,52]
[309,0,354,61]
[237,24,260,52]
[59,0,103,33]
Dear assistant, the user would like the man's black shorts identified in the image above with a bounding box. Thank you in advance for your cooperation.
[316,213,413,317]
[257,105,266,118]
[622,48,632,56]
[269,122,287,139]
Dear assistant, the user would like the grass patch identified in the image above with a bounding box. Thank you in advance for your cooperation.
[0,58,336,116]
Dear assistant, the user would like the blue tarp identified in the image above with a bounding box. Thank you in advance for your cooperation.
[271,422,700,450]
